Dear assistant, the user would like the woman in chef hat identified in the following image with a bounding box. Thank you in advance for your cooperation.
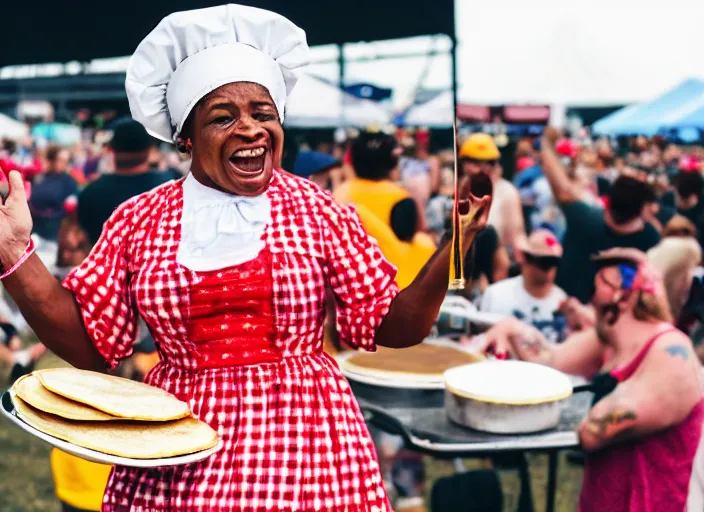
[0,4,490,511]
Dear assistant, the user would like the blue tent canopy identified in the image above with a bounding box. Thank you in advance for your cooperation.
[666,104,704,130]
[31,123,81,146]
[593,79,704,136]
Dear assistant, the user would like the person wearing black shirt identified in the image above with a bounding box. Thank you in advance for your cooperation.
[77,119,166,383]
[540,128,660,303]
[78,120,176,244]
[662,169,704,249]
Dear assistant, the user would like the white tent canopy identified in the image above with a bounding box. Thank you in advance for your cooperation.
[403,91,453,127]
[456,0,704,106]
[285,74,391,128]
[289,0,704,109]
[0,113,29,139]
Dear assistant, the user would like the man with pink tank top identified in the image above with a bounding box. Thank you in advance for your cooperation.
[480,247,704,512]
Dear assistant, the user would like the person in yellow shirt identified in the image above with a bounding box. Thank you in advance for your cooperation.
[334,131,435,289]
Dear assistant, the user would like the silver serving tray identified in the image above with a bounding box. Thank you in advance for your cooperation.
[1,391,222,467]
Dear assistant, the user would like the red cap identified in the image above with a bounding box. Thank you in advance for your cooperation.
[555,139,578,159]
[516,157,536,173]
[678,155,701,172]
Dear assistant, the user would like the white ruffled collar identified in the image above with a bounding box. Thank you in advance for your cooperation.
[177,173,272,271]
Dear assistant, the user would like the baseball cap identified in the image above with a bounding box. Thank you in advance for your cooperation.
[516,157,536,173]
[519,229,563,258]
[555,139,578,159]
[292,151,339,179]
[678,155,701,172]
[459,133,500,161]
[109,119,155,153]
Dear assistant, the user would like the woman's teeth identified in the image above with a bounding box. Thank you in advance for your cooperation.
[232,147,265,158]
[229,147,267,174]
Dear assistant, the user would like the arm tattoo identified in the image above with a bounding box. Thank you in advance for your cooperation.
[665,345,689,361]
[520,337,545,356]
[584,407,637,437]
[517,332,553,365]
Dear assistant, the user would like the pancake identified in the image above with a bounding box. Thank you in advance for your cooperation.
[13,374,119,421]
[12,395,218,459]
[345,343,481,377]
[36,368,190,421]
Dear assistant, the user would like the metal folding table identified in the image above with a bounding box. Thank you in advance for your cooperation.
[355,388,592,512]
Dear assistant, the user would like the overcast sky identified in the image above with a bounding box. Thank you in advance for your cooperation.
[305,0,704,108]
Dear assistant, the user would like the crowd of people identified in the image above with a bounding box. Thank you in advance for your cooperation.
[323,126,704,511]
[3,112,704,510]
[1,6,704,509]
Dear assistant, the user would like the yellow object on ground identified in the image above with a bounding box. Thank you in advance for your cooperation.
[51,449,111,511]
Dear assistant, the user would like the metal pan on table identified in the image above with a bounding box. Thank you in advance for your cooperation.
[337,338,484,408]
[444,360,575,434]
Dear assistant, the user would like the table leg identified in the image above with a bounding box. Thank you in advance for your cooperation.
[517,454,534,512]
[546,451,558,512]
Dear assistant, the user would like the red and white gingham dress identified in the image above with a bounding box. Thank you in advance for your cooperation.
[63,170,399,512]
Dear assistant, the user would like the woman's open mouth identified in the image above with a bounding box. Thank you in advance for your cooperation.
[228,146,267,176]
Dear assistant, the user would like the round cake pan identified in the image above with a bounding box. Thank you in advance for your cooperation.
[445,390,567,434]
[443,361,573,434]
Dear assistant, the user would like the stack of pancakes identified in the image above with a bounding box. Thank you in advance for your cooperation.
[10,368,218,459]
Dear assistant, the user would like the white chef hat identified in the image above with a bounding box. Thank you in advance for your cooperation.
[126,4,310,142]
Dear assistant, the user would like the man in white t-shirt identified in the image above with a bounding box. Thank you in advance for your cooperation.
[479,229,568,342]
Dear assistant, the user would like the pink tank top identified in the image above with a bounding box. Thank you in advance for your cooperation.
[580,326,704,512]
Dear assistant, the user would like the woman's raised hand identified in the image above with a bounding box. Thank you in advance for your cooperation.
[457,172,493,238]
[0,170,33,268]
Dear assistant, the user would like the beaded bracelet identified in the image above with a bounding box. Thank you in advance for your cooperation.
[0,238,36,280]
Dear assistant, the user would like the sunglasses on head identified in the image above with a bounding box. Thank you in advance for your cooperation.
[525,254,560,270]
[466,158,499,167]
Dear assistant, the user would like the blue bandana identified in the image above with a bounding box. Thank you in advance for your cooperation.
[618,264,637,290]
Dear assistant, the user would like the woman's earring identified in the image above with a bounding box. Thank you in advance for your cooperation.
[176,137,193,154]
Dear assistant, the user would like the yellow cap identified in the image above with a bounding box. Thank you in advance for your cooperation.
[459,133,500,160]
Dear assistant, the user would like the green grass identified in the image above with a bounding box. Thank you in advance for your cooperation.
[0,352,583,511]
[0,352,68,512]
[423,454,583,511]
